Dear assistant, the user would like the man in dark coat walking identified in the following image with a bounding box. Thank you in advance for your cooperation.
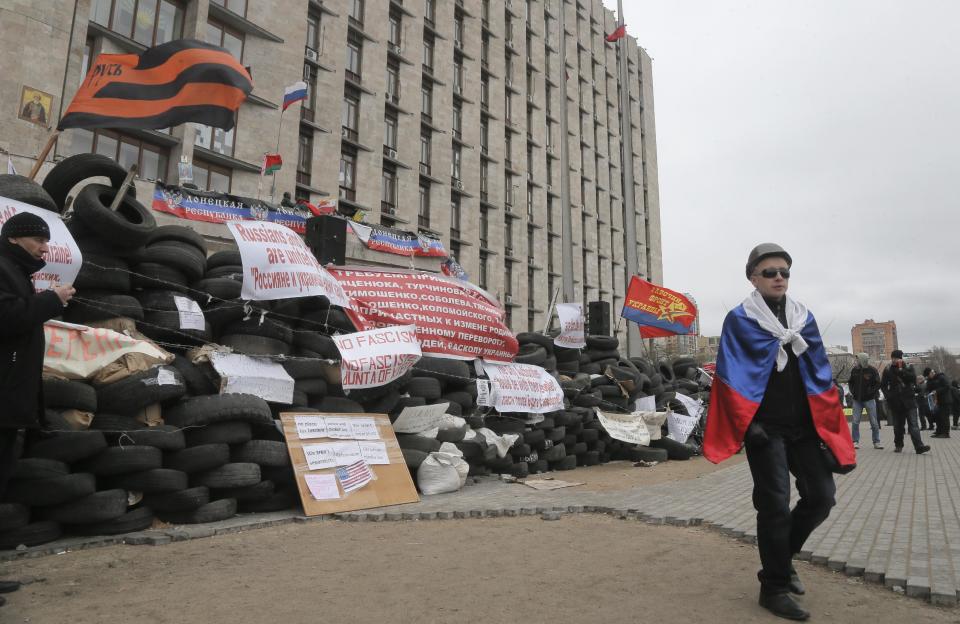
[880,350,929,454]
[924,368,954,438]
[0,212,74,605]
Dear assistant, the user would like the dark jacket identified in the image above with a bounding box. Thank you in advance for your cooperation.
[848,364,881,402]
[880,362,918,411]
[926,372,953,410]
[752,297,813,433]
[0,243,64,429]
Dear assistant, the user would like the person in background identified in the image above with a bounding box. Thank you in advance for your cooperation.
[951,380,960,430]
[923,368,953,438]
[916,375,933,431]
[880,351,930,455]
[848,353,882,450]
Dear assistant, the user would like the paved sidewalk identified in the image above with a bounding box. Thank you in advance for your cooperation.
[5,427,958,606]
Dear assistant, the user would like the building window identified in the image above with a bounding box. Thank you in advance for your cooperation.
[418,183,430,227]
[384,112,398,155]
[450,195,462,238]
[453,62,464,94]
[339,150,357,200]
[454,14,464,48]
[381,166,398,214]
[505,218,513,254]
[345,36,362,82]
[505,173,514,207]
[341,91,359,141]
[194,123,236,157]
[193,159,231,193]
[481,33,490,66]
[480,160,489,199]
[69,129,168,182]
[421,84,433,120]
[389,12,402,50]
[480,118,489,154]
[479,208,489,247]
[211,0,247,16]
[480,78,489,108]
[504,132,513,168]
[302,65,318,121]
[424,0,435,25]
[505,54,514,85]
[306,11,321,55]
[297,131,313,186]
[386,61,400,103]
[207,19,244,61]
[349,0,364,25]
[479,251,488,288]
[452,103,462,139]
[451,144,462,181]
[527,186,534,219]
[481,0,490,23]
[90,0,185,46]
[422,35,435,72]
[419,131,431,174]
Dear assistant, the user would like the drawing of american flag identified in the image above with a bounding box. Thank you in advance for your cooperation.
[335,460,373,493]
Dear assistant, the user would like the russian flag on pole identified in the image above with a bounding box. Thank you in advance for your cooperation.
[620,277,697,338]
[703,302,855,470]
[282,81,308,111]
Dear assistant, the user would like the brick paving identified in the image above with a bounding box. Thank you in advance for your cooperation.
[5,426,958,606]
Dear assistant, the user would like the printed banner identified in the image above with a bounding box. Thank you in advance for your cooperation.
[153,183,316,234]
[667,410,699,444]
[333,325,422,389]
[330,268,518,362]
[227,220,351,305]
[554,302,586,349]
[348,222,448,258]
[0,196,82,292]
[620,277,697,338]
[43,321,171,380]
[481,361,564,413]
[595,408,651,446]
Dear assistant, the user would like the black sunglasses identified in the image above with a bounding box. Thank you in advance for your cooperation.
[758,268,790,279]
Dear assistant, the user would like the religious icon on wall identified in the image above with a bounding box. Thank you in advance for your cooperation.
[18,86,53,127]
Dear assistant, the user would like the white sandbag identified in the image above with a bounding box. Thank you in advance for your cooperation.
[416,451,469,495]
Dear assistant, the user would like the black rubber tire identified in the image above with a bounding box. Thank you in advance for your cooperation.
[650,437,696,460]
[134,289,195,313]
[204,264,243,280]
[0,521,62,549]
[192,278,242,301]
[74,254,131,292]
[130,263,189,292]
[292,332,339,358]
[294,377,327,396]
[312,397,364,413]
[138,311,211,347]
[95,366,186,415]
[158,498,237,524]
[143,486,210,513]
[237,489,297,513]
[657,361,676,382]
[218,334,290,356]
[74,183,156,246]
[402,448,428,470]
[516,332,555,351]
[549,455,578,471]
[210,479,275,503]
[541,356,557,371]
[163,394,274,428]
[628,446,669,463]
[206,250,242,270]
[38,488,128,524]
[136,241,207,282]
[4,473,96,507]
[230,440,290,467]
[541,443,566,462]
[43,378,97,412]
[26,431,107,464]
[406,377,443,400]
[585,335,619,351]
[0,174,58,212]
[65,291,144,323]
[555,345,581,363]
[192,463,261,489]
[573,391,602,408]
[164,443,230,473]
[12,458,69,481]
[170,354,219,396]
[147,224,207,254]
[110,468,189,493]
[509,461,529,478]
[89,413,147,434]
[113,426,186,452]
[0,503,29,532]
[410,356,471,387]
[67,506,155,536]
[396,435,443,453]
[528,459,549,474]
[221,317,293,344]
[81,446,163,476]
[41,153,133,212]
[436,424,468,443]
[281,354,326,381]
[184,421,253,447]
[515,344,548,366]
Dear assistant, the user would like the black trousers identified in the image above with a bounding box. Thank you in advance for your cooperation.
[745,429,836,595]
[935,408,951,436]
[0,429,18,499]
[889,404,924,450]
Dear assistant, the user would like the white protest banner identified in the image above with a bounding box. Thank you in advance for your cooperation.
[482,361,564,414]
[635,396,656,412]
[0,196,82,291]
[595,408,651,446]
[392,402,452,434]
[333,325,421,390]
[209,352,295,404]
[554,302,586,349]
[641,410,667,441]
[227,220,351,306]
[43,321,172,380]
[667,411,699,444]
[673,393,704,421]
[173,296,205,330]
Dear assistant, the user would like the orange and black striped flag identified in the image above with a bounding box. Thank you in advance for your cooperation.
[59,39,252,131]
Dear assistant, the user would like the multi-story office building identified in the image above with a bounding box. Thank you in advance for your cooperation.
[851,319,898,363]
[0,0,662,341]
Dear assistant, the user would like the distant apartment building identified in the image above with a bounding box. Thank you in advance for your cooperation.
[852,319,898,362]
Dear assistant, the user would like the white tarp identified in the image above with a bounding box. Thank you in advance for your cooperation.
[227,220,350,305]
[553,302,586,349]
[479,361,564,414]
[0,196,82,291]
[209,352,295,404]
[333,324,421,389]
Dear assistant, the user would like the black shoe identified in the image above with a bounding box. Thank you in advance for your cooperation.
[0,595,5,606]
[0,581,19,594]
[894,447,903,453]
[759,592,810,621]
[917,445,931,455]
[788,568,806,595]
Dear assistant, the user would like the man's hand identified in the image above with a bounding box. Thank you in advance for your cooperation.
[52,283,75,305]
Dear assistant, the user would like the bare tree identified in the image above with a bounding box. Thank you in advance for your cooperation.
[928,345,960,380]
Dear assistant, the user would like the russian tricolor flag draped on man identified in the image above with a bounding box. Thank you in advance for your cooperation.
[703,295,856,469]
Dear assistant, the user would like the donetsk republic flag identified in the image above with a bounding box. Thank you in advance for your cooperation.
[620,277,697,338]
[59,39,252,131]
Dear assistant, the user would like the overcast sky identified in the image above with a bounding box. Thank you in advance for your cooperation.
[622,0,960,352]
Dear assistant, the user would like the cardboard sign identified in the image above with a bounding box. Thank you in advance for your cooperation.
[334,325,421,389]
[481,361,565,413]
[281,411,419,515]
[554,303,586,349]
[173,296,205,330]
[227,220,350,305]
[667,411,699,444]
[392,403,453,434]
[0,196,82,292]
[595,408,651,446]
[209,352,295,404]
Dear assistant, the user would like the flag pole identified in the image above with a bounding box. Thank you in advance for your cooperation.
[270,108,285,203]
[256,152,266,200]
[541,287,561,335]
[28,130,60,180]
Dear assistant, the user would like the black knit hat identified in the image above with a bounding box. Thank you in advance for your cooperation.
[1,212,50,240]
[891,349,904,359]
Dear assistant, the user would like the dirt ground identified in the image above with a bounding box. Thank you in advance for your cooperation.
[4,455,957,624]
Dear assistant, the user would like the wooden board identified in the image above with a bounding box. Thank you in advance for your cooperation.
[280,412,419,516]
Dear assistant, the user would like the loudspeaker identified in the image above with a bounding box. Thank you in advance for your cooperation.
[305,215,347,265]
[588,300,611,336]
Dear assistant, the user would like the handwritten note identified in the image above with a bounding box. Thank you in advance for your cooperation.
[295,415,329,439]
[303,444,338,470]
[348,417,380,440]
[304,473,340,500]
[324,417,353,439]
[358,441,390,464]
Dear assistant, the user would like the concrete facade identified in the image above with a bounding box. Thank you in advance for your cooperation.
[0,0,662,338]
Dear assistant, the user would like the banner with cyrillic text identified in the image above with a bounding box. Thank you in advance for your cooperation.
[333,325,421,389]
[554,302,586,349]
[227,220,350,306]
[481,361,564,413]
[0,196,82,292]
[330,268,518,362]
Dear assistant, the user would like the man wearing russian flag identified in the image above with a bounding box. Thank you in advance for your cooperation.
[704,243,855,621]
